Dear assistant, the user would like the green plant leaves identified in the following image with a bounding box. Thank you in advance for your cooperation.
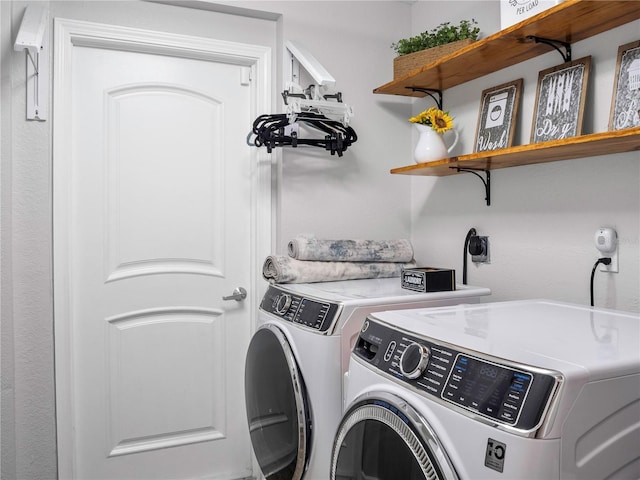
[391,19,480,56]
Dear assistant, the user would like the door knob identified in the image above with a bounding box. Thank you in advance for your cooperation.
[222,287,247,302]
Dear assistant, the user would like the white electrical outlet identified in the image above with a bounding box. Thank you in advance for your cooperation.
[594,227,619,273]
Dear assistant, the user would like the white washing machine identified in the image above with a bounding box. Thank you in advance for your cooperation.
[244,278,491,480]
[332,299,640,479]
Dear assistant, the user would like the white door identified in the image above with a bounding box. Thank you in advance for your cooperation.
[53,20,271,479]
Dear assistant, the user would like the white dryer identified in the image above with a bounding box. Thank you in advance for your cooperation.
[244,278,491,480]
[332,300,640,479]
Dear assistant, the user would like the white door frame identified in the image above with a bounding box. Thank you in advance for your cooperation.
[52,18,273,478]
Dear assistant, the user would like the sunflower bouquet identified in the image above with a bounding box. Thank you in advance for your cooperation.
[409,107,453,134]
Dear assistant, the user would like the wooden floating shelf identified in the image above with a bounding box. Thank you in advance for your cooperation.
[374,0,640,96]
[379,0,640,187]
[390,128,640,176]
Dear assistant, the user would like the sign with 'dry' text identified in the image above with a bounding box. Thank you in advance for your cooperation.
[531,57,591,144]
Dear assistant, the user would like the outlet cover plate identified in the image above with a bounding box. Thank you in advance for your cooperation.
[472,236,489,263]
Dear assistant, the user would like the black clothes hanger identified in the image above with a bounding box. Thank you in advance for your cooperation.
[251,111,357,157]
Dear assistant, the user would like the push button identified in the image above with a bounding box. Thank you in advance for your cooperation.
[384,341,396,362]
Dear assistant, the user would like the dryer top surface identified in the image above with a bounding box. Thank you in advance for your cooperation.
[274,277,490,305]
[369,299,640,380]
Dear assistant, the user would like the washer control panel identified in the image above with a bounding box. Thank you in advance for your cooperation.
[354,318,558,431]
[260,285,340,333]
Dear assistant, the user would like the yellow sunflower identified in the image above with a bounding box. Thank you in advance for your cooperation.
[409,107,453,133]
[430,110,453,133]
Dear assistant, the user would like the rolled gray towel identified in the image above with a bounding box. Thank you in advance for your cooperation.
[287,235,414,263]
[263,255,416,284]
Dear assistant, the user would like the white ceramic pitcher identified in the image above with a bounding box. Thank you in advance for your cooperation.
[413,124,459,164]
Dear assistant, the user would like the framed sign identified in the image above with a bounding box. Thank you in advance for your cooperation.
[609,40,640,131]
[531,56,591,143]
[474,79,522,152]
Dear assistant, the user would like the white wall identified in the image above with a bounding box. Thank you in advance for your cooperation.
[1,1,638,479]
[0,2,280,478]
[0,1,412,478]
[234,1,414,252]
[2,3,19,479]
[0,2,5,478]
[408,2,639,312]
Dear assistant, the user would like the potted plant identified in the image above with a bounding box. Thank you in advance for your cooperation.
[391,19,480,79]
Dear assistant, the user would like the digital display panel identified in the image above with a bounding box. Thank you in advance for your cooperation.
[442,355,532,424]
[295,299,330,329]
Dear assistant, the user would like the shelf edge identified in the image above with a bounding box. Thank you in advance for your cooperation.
[390,128,640,176]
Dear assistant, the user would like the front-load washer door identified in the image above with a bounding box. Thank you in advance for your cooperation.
[331,392,458,480]
[245,323,310,480]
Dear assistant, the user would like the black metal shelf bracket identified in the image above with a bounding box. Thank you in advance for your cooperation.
[406,87,443,110]
[452,167,491,206]
[526,35,572,63]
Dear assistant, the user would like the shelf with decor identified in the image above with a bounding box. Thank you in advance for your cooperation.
[391,128,640,206]
[376,0,640,205]
[374,0,640,96]
[391,128,640,177]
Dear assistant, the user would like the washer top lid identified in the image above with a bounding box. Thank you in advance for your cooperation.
[370,299,640,380]
[274,277,490,305]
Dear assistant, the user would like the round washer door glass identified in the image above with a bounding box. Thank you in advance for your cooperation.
[331,392,458,480]
[245,325,310,480]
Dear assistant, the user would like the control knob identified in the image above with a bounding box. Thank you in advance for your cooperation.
[400,343,430,379]
[274,294,293,315]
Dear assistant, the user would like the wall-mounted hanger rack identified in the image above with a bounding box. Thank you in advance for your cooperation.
[13,4,49,121]
[283,41,354,126]
[282,87,353,126]
[249,40,357,156]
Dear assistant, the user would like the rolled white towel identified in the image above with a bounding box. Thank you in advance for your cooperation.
[263,255,416,284]
[287,235,414,263]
